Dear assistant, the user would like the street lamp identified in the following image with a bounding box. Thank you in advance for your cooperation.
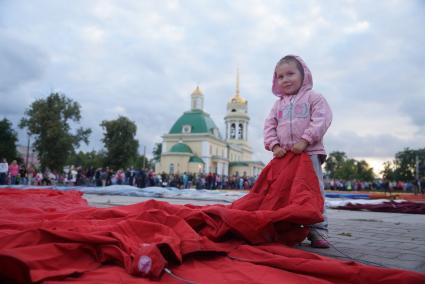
[25,132,31,169]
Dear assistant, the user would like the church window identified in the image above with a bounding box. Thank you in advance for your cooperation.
[238,123,243,139]
[169,163,175,174]
[182,125,191,134]
[213,128,219,137]
[230,123,236,139]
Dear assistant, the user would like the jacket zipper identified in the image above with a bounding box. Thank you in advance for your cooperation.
[289,96,295,144]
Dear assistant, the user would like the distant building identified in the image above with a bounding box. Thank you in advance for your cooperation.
[17,144,40,167]
[155,71,264,176]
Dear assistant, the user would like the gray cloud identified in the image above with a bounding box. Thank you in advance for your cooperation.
[326,131,424,158]
[400,94,425,133]
[0,33,47,93]
[1,0,424,173]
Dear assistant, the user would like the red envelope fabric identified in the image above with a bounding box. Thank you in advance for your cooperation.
[337,201,425,214]
[0,153,423,283]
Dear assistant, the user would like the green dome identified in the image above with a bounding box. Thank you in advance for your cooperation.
[189,155,205,164]
[169,110,221,135]
[169,143,193,153]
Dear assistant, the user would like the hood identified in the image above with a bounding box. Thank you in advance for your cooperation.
[272,55,313,97]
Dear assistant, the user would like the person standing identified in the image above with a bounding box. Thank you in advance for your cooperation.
[19,165,27,185]
[9,160,19,185]
[264,55,332,248]
[0,158,8,185]
[27,165,34,185]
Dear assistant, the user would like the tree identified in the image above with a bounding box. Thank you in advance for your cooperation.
[336,158,357,180]
[381,161,395,181]
[355,160,375,181]
[0,118,19,162]
[324,151,375,181]
[324,151,347,179]
[129,155,151,170]
[392,148,425,181]
[152,142,162,162]
[19,93,91,172]
[101,116,139,169]
[66,150,105,170]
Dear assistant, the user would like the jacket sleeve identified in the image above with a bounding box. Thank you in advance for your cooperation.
[301,93,332,144]
[264,100,280,151]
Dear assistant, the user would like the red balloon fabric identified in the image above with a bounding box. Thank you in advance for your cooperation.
[337,201,425,214]
[0,153,424,283]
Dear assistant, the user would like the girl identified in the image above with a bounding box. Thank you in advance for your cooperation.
[264,55,332,248]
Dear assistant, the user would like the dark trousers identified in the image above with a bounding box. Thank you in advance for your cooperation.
[0,173,6,185]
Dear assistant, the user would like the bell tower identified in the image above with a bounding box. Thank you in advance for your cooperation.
[191,86,204,110]
[224,68,250,144]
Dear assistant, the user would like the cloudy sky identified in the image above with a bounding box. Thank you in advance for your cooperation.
[1,0,424,174]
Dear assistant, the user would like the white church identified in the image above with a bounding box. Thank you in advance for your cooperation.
[155,72,264,177]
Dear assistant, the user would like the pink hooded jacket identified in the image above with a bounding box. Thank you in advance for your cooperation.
[264,55,332,155]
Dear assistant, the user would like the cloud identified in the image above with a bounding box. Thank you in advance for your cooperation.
[327,131,423,157]
[81,25,106,45]
[0,31,48,125]
[0,0,424,171]
[343,20,369,34]
[0,33,47,93]
[400,94,425,133]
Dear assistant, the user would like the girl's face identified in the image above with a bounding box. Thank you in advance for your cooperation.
[275,61,303,95]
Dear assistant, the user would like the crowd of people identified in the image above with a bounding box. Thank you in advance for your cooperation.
[63,166,259,190]
[1,158,423,193]
[0,158,40,186]
[324,178,425,193]
[0,158,258,190]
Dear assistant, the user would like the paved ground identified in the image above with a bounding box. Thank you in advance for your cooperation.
[300,209,425,274]
[84,194,425,274]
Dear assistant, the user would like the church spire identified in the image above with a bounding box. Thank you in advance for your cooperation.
[228,68,246,105]
[236,67,240,97]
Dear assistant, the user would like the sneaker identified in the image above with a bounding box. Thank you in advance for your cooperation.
[311,239,330,249]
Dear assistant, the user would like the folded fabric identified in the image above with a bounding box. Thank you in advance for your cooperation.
[0,153,423,283]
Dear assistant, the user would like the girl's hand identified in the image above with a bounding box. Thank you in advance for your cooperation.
[291,139,309,154]
[272,145,286,158]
